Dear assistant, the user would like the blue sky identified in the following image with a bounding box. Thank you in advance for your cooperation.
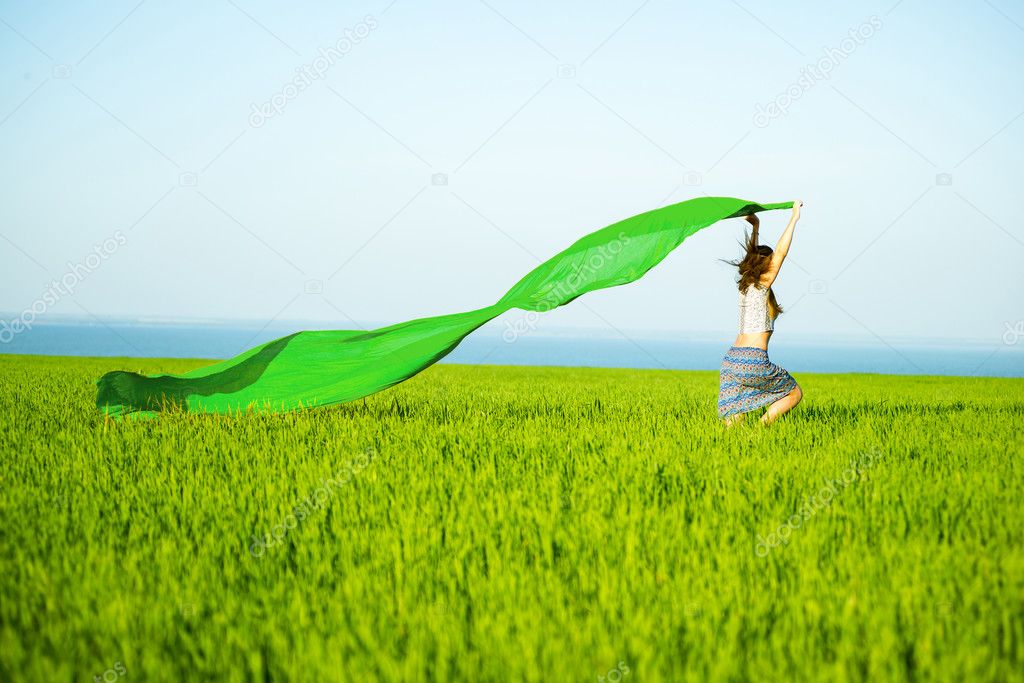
[1,0,1022,348]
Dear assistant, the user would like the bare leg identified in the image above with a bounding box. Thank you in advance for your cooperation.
[761,385,803,424]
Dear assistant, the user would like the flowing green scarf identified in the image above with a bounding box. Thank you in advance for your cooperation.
[97,197,792,418]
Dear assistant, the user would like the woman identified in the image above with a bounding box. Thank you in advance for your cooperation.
[718,200,803,425]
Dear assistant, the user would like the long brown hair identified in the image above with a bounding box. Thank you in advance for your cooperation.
[726,221,783,320]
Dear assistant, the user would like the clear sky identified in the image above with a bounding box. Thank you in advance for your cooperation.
[2,0,1022,348]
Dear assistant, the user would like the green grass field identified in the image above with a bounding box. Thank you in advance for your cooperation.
[2,354,1023,682]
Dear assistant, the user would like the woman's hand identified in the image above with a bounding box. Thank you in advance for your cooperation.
[792,200,803,220]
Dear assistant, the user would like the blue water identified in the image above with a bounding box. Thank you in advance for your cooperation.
[2,321,1021,377]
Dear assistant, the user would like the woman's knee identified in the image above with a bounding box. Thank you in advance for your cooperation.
[791,384,803,404]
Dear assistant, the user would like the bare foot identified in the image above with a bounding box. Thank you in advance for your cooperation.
[724,413,745,428]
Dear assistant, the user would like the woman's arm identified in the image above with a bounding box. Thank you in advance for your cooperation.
[761,200,802,287]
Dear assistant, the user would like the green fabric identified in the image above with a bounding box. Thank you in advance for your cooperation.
[97,197,793,418]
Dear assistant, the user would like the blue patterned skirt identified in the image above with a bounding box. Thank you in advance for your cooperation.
[718,346,797,418]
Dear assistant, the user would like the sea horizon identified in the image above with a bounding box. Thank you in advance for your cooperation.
[1,316,1021,378]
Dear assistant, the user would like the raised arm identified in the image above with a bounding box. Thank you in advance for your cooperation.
[761,200,802,287]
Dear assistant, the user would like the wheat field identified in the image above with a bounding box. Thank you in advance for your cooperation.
[1,354,1022,682]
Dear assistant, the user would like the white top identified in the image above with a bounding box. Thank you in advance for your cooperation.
[739,283,774,333]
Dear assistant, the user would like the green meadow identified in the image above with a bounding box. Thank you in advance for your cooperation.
[1,354,1022,682]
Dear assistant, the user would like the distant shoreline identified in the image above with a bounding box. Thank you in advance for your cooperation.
[4,352,1024,384]
[2,320,1022,382]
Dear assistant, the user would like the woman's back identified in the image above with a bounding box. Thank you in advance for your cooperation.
[739,283,774,334]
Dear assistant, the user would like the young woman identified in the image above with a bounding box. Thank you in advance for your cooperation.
[718,200,803,425]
